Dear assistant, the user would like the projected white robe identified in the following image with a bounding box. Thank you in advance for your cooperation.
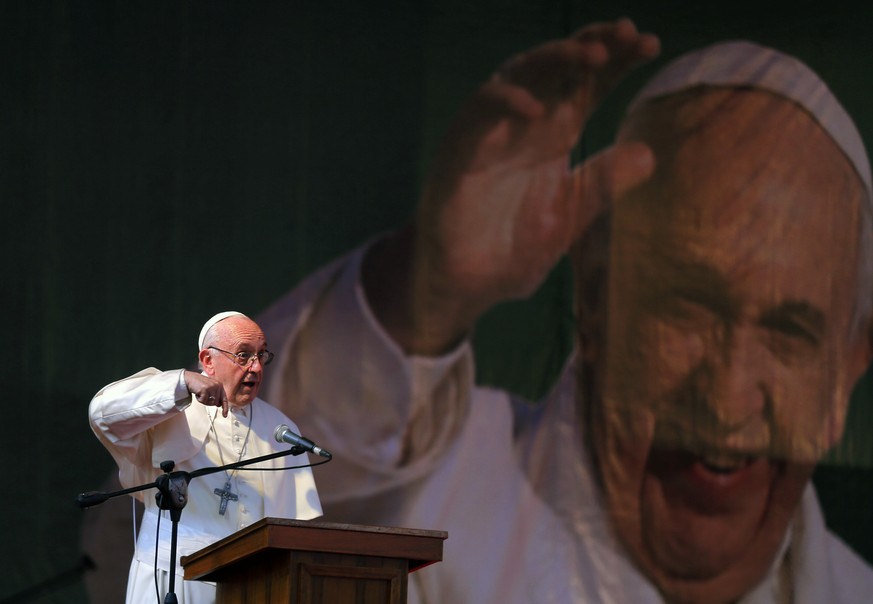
[258,246,873,604]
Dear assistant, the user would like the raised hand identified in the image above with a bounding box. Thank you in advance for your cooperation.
[364,18,659,355]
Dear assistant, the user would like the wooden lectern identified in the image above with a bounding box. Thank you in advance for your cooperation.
[181,518,447,604]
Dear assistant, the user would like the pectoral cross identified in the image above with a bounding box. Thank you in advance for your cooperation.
[213,480,238,515]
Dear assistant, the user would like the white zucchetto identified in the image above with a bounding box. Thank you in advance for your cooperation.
[628,40,871,204]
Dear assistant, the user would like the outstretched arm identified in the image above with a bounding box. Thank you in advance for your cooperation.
[363,18,659,355]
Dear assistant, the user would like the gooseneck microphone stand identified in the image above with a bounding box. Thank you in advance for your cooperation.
[76,444,309,604]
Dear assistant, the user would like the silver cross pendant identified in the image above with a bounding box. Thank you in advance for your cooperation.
[213,480,238,515]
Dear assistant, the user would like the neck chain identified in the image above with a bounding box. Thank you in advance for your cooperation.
[207,403,254,515]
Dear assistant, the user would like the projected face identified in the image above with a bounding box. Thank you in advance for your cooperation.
[586,89,870,603]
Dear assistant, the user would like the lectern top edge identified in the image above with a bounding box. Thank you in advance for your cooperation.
[181,517,448,581]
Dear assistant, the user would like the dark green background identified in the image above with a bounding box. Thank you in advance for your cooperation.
[3,1,872,601]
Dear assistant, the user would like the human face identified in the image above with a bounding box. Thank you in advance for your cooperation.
[202,316,268,407]
[589,90,870,603]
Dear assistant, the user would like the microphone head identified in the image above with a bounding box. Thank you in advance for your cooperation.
[274,424,289,443]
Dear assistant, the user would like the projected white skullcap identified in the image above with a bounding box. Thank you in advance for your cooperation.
[627,40,872,204]
[198,311,246,350]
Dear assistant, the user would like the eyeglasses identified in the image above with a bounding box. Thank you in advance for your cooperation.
[209,346,274,367]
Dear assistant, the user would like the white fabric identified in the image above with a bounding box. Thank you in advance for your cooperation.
[89,368,322,604]
[258,247,873,604]
[628,40,872,203]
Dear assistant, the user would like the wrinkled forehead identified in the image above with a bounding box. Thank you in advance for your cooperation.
[606,86,866,320]
[617,87,863,237]
[198,311,269,351]
[624,40,871,208]
[216,316,266,345]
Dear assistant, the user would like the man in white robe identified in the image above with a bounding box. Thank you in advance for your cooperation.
[89,312,322,604]
[258,21,873,604]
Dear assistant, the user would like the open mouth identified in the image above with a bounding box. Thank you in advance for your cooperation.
[645,446,779,518]
[651,426,768,476]
[698,451,756,474]
[648,446,771,493]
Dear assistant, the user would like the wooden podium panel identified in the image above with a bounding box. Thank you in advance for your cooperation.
[182,518,447,604]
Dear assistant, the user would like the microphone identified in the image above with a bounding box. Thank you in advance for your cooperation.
[274,424,332,459]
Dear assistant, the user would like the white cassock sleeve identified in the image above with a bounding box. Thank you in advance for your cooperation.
[259,245,475,504]
[89,368,196,494]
